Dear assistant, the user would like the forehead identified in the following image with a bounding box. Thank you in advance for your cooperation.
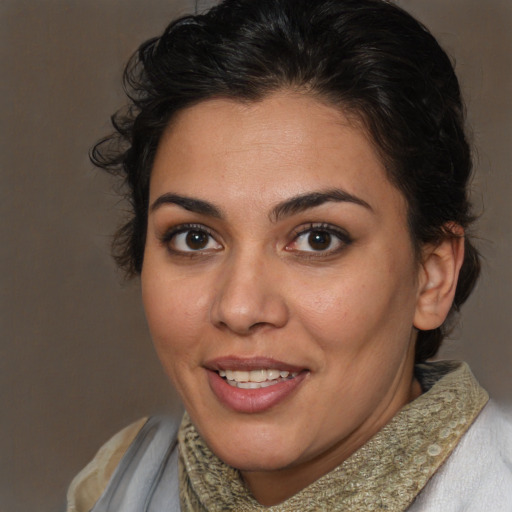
[150,92,406,218]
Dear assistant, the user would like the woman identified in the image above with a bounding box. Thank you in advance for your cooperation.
[67,0,512,510]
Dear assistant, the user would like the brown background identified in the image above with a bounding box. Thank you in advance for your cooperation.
[1,1,510,511]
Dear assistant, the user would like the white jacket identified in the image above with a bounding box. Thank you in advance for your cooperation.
[409,401,512,511]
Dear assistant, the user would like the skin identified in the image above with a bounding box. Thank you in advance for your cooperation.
[141,91,458,505]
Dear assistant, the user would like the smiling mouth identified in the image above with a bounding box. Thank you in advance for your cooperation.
[218,369,299,389]
[207,361,308,413]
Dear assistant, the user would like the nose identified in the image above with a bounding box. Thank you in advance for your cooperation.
[210,252,289,335]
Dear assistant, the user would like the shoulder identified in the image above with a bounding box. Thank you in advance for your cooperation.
[409,401,512,511]
[67,415,182,512]
[67,418,149,512]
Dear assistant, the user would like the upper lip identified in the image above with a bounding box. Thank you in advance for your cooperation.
[204,356,306,373]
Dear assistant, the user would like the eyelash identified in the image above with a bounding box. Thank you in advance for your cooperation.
[159,222,352,258]
[159,223,221,256]
[287,223,353,257]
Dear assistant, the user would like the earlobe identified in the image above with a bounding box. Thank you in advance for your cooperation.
[413,229,465,331]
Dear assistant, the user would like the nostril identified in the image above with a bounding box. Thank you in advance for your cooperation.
[214,319,269,335]
[249,321,273,332]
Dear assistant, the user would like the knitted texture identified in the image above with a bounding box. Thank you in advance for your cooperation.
[178,362,488,511]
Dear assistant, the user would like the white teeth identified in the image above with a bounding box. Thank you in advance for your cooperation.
[228,380,280,389]
[237,382,263,389]
[233,370,250,382]
[249,370,267,382]
[219,368,300,386]
[258,380,277,388]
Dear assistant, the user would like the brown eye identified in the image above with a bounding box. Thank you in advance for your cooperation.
[186,230,209,250]
[165,226,222,253]
[308,231,332,251]
[286,224,352,255]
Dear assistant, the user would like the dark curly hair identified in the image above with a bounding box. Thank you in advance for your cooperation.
[92,0,480,362]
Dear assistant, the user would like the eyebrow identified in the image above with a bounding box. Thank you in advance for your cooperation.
[149,188,372,221]
[270,188,373,222]
[150,193,223,218]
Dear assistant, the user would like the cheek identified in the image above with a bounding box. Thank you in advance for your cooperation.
[141,269,211,362]
[290,260,417,356]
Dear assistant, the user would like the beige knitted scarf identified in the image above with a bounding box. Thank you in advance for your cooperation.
[178,361,488,511]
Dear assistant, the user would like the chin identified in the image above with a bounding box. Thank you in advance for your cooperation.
[195,419,305,472]
[213,445,299,473]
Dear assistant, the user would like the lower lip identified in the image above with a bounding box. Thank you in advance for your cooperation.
[207,370,307,413]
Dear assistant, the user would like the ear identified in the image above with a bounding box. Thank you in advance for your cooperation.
[414,227,465,331]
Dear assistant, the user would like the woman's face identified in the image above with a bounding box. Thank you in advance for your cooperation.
[142,92,423,483]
